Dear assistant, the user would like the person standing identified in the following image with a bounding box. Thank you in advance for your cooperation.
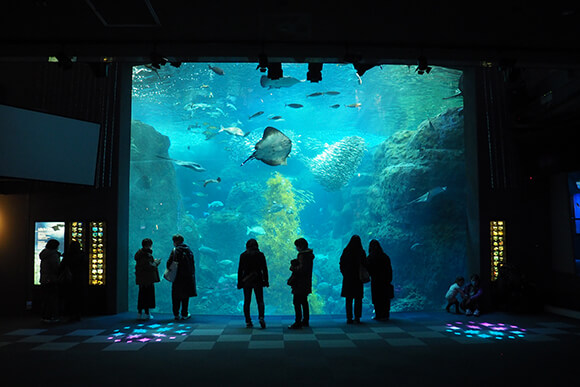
[134,238,161,320]
[59,240,88,322]
[340,235,366,324]
[237,239,269,328]
[167,234,196,320]
[39,239,61,323]
[366,239,393,321]
[288,238,315,329]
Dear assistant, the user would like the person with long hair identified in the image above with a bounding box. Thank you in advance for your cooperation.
[167,234,197,320]
[237,238,269,328]
[134,238,161,320]
[287,238,315,329]
[340,235,366,324]
[366,239,393,321]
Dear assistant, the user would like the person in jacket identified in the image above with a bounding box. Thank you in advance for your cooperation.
[366,239,393,321]
[135,238,161,320]
[288,238,315,329]
[340,235,366,324]
[462,274,483,316]
[237,238,269,328]
[59,240,88,322]
[39,239,61,323]
[167,234,196,320]
[445,276,466,314]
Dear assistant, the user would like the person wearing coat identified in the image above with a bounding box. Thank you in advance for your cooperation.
[59,240,88,322]
[167,234,197,320]
[288,237,315,329]
[340,235,366,324]
[237,238,269,328]
[39,239,61,323]
[366,239,393,321]
[135,238,161,320]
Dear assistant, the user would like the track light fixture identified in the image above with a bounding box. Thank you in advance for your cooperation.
[353,63,375,77]
[416,56,432,75]
[267,62,283,80]
[307,63,323,82]
[256,54,268,73]
[150,53,168,69]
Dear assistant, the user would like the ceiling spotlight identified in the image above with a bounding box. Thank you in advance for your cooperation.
[150,53,168,69]
[267,62,283,80]
[353,63,375,77]
[416,56,432,75]
[307,63,323,82]
[256,54,268,73]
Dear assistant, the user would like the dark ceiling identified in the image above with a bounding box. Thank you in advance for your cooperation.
[2,1,580,67]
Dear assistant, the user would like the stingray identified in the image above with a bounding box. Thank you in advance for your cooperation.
[156,155,206,172]
[395,186,447,209]
[241,127,292,166]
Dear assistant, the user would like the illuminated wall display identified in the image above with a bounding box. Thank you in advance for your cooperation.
[69,221,85,251]
[490,221,505,281]
[89,221,106,285]
[34,221,65,285]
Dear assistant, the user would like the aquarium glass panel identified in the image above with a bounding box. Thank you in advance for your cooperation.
[130,63,466,315]
[34,221,65,285]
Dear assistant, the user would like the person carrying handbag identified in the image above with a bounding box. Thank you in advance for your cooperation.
[135,238,161,320]
[167,234,197,321]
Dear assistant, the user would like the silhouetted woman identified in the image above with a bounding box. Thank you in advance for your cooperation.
[167,234,197,320]
[60,240,88,322]
[237,238,269,328]
[288,238,315,329]
[340,235,366,324]
[39,239,61,323]
[135,238,161,320]
[366,239,393,321]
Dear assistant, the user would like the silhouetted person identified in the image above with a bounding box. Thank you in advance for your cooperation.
[39,239,61,323]
[237,238,269,328]
[445,276,466,314]
[366,239,393,321]
[288,238,315,329]
[167,234,196,320]
[462,274,483,316]
[340,235,366,324]
[135,238,161,320]
[59,240,87,322]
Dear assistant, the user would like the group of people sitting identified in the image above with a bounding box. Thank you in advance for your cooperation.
[445,274,483,316]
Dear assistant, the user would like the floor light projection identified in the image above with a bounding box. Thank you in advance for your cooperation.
[106,323,193,344]
[445,321,527,340]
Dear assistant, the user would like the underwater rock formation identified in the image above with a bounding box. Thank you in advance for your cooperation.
[364,107,466,311]
[310,136,366,191]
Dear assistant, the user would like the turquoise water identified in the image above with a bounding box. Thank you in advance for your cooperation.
[129,62,465,316]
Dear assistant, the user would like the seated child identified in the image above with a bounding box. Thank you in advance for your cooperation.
[461,274,483,316]
[445,276,466,314]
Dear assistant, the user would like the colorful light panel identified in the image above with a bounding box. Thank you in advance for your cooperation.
[69,221,85,251]
[445,320,526,340]
[89,221,106,285]
[490,220,505,281]
[106,322,192,344]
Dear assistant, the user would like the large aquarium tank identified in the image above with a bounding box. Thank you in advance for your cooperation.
[129,62,466,316]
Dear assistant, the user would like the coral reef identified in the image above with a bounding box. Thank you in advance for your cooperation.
[310,136,366,191]
[360,107,466,310]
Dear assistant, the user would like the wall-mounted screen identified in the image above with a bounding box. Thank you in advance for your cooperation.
[34,221,65,285]
[0,104,100,185]
[130,63,466,315]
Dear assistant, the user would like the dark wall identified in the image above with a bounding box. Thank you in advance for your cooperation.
[0,61,130,316]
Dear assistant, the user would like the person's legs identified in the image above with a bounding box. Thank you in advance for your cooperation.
[385,298,391,319]
[254,286,265,320]
[171,291,180,318]
[300,295,309,326]
[354,297,362,322]
[181,297,190,318]
[345,297,354,322]
[290,294,302,328]
[243,287,253,323]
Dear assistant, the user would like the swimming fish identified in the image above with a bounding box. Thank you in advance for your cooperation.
[156,156,206,172]
[268,202,285,213]
[207,201,224,209]
[285,103,303,108]
[397,186,448,209]
[199,244,219,255]
[208,65,225,75]
[203,177,221,187]
[307,92,324,97]
[329,104,341,109]
[268,116,283,120]
[324,91,340,95]
[241,127,292,167]
[249,111,264,120]
[260,75,301,89]
[246,226,266,235]
[345,103,362,108]
[443,73,463,100]
[219,125,246,137]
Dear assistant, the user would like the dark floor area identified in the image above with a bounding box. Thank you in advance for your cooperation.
[1,310,578,386]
